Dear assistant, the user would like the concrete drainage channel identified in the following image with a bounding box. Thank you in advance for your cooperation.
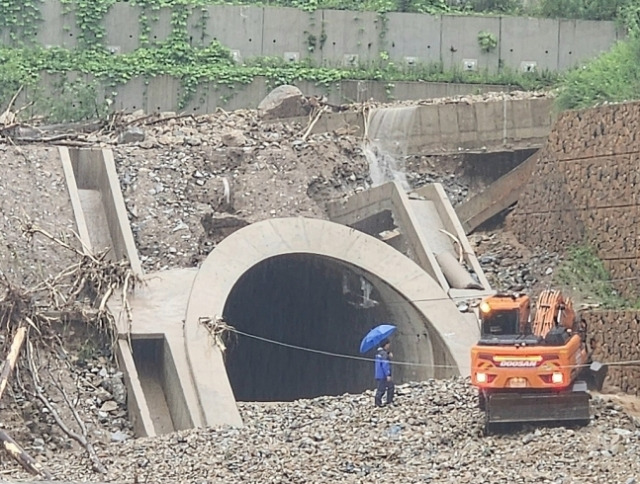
[58,147,222,437]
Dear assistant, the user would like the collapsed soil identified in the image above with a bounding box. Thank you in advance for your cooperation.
[0,100,637,483]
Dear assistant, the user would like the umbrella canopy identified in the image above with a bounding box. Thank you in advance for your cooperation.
[359,324,396,354]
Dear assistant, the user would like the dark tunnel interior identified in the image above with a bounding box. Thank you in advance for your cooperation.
[223,254,397,402]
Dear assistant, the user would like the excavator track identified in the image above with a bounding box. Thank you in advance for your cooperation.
[484,381,590,431]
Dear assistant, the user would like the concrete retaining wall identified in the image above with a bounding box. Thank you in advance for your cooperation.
[20,1,620,72]
[585,310,640,396]
[17,72,520,114]
[508,100,640,298]
[365,97,552,155]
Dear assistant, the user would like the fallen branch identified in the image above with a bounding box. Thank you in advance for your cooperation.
[0,86,23,127]
[0,327,27,400]
[144,113,195,126]
[0,326,52,479]
[0,430,52,479]
[301,105,328,141]
[27,342,107,474]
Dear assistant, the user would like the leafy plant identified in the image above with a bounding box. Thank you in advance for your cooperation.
[32,77,111,123]
[534,0,629,21]
[555,37,640,110]
[0,0,43,46]
[60,0,116,49]
[478,30,498,53]
[553,245,638,309]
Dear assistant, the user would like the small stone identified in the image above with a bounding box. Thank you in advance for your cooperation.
[100,401,118,412]
[118,127,145,144]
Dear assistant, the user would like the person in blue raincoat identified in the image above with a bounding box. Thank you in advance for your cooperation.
[374,339,394,407]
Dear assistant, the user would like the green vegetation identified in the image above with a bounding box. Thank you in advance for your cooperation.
[553,245,638,309]
[477,30,498,53]
[555,39,640,111]
[0,44,559,122]
[1,0,638,119]
[534,0,628,22]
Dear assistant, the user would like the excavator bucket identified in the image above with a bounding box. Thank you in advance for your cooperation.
[485,383,590,429]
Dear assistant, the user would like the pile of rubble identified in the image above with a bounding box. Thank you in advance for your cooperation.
[8,378,639,483]
[110,106,482,272]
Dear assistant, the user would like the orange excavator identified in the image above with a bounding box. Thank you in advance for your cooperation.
[470,290,607,429]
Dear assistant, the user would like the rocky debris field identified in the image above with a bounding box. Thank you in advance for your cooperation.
[110,109,483,272]
[0,336,132,468]
[0,145,79,286]
[0,91,624,483]
[3,378,637,484]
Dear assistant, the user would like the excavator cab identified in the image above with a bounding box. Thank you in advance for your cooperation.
[471,290,607,431]
[482,309,519,336]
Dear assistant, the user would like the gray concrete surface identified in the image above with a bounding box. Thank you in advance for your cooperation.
[456,149,540,234]
[59,148,215,435]
[183,217,480,414]
[25,2,619,73]
[366,98,553,156]
[328,181,492,302]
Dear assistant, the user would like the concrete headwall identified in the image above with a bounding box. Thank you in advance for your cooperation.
[508,101,640,298]
[19,1,620,72]
[369,97,553,154]
[585,310,640,396]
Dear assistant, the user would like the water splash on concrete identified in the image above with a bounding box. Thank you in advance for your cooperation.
[365,106,417,190]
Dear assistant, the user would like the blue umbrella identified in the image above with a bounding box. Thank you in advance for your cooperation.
[359,324,396,354]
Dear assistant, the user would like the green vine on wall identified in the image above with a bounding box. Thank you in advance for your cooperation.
[60,0,115,49]
[0,0,563,120]
[477,30,498,53]
[0,0,43,46]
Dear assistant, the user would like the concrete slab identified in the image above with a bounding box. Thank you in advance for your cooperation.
[456,149,540,233]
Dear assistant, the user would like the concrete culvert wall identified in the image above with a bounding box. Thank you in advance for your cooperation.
[184,218,477,426]
[223,254,437,401]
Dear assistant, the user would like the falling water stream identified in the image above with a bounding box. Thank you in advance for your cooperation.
[364,106,418,189]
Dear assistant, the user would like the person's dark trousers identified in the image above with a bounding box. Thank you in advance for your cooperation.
[375,379,395,406]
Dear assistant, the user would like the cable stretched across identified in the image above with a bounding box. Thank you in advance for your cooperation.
[226,326,640,372]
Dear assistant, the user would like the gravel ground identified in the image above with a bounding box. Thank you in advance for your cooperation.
[4,378,638,484]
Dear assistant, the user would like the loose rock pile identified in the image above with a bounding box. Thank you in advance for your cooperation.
[6,378,638,483]
[111,109,480,272]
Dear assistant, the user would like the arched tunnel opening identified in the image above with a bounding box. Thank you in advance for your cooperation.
[223,254,440,402]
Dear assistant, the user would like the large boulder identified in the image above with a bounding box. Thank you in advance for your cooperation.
[258,85,310,120]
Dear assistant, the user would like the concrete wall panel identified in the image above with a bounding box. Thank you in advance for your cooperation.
[441,15,500,72]
[38,0,78,48]
[206,5,264,60]
[321,10,379,65]
[182,83,211,115]
[558,19,620,70]
[261,7,312,62]
[186,6,209,48]
[148,7,172,45]
[112,77,146,112]
[500,17,559,72]
[210,77,268,111]
[437,104,460,144]
[146,75,180,112]
[386,12,441,64]
[456,103,478,145]
[104,3,140,53]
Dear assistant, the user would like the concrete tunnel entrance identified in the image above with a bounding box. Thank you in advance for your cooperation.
[223,254,435,402]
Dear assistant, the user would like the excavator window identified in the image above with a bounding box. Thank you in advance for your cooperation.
[481,310,520,336]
